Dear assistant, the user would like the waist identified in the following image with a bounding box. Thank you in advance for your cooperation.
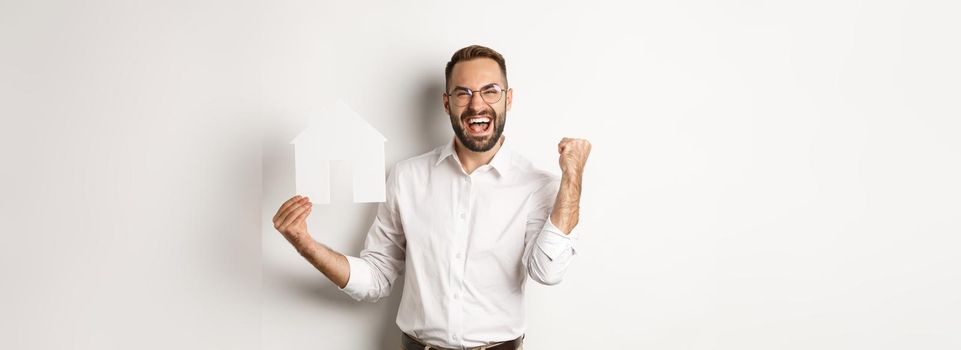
[402,332,524,350]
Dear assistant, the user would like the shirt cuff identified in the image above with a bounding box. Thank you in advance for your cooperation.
[340,255,373,301]
[536,218,579,261]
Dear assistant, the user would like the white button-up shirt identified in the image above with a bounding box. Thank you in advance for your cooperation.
[340,136,579,349]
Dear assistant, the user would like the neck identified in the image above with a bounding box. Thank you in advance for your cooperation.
[454,135,504,174]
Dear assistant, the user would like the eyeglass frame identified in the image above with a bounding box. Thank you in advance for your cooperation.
[444,83,511,107]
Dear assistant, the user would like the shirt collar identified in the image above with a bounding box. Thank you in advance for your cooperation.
[434,135,514,176]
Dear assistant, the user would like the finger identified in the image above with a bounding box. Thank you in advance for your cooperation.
[276,200,308,227]
[292,205,313,226]
[277,200,308,225]
[274,195,304,222]
[280,202,311,229]
[579,140,591,152]
[285,207,312,234]
[279,204,308,230]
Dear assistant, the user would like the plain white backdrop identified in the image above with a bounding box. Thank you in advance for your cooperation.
[3,0,960,349]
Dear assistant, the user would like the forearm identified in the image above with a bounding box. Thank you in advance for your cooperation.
[294,238,350,288]
[549,171,582,235]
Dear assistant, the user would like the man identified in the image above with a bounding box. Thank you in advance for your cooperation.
[273,45,591,350]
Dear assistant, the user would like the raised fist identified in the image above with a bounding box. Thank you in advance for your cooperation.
[557,137,591,177]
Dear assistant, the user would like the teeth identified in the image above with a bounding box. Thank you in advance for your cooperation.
[468,117,491,124]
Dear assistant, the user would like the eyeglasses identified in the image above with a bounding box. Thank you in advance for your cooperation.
[445,84,509,107]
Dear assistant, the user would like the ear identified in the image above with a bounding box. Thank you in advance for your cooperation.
[442,92,450,115]
[506,88,513,111]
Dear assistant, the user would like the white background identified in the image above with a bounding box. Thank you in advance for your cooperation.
[3,1,960,349]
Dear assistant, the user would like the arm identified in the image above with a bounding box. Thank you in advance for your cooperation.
[297,238,351,288]
[524,137,591,285]
[274,165,407,302]
[548,171,582,234]
[273,195,350,288]
[550,137,590,234]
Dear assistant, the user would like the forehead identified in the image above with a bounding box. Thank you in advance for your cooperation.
[449,58,506,89]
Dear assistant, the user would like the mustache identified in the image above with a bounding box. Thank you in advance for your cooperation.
[461,106,496,120]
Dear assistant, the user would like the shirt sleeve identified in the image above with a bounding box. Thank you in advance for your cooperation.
[523,176,579,285]
[339,164,407,302]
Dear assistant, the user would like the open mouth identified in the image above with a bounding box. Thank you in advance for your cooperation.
[464,116,493,135]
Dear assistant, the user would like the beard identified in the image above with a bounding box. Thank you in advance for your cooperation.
[449,104,506,152]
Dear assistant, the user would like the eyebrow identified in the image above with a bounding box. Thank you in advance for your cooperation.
[452,83,502,92]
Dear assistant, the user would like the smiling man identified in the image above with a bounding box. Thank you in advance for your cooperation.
[273,45,591,350]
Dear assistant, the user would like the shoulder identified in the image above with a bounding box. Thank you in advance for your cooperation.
[510,150,561,193]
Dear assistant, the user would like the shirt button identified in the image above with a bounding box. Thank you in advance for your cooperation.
[459,212,466,219]
[455,252,463,259]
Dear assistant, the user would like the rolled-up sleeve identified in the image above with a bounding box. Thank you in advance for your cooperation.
[523,177,579,285]
[339,164,406,302]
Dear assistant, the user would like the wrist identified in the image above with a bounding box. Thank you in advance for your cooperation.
[294,236,315,255]
[561,170,582,181]
[549,214,575,235]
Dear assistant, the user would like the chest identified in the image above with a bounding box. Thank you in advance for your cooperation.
[397,171,535,255]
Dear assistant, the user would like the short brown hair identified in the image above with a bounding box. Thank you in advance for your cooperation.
[444,45,508,91]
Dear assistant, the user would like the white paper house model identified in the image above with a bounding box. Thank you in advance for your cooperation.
[290,100,387,204]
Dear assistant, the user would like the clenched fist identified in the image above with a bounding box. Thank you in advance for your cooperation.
[557,137,591,177]
[273,195,314,250]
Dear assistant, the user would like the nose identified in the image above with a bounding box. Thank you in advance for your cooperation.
[467,90,488,110]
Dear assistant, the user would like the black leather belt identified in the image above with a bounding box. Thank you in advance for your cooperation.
[402,332,524,350]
